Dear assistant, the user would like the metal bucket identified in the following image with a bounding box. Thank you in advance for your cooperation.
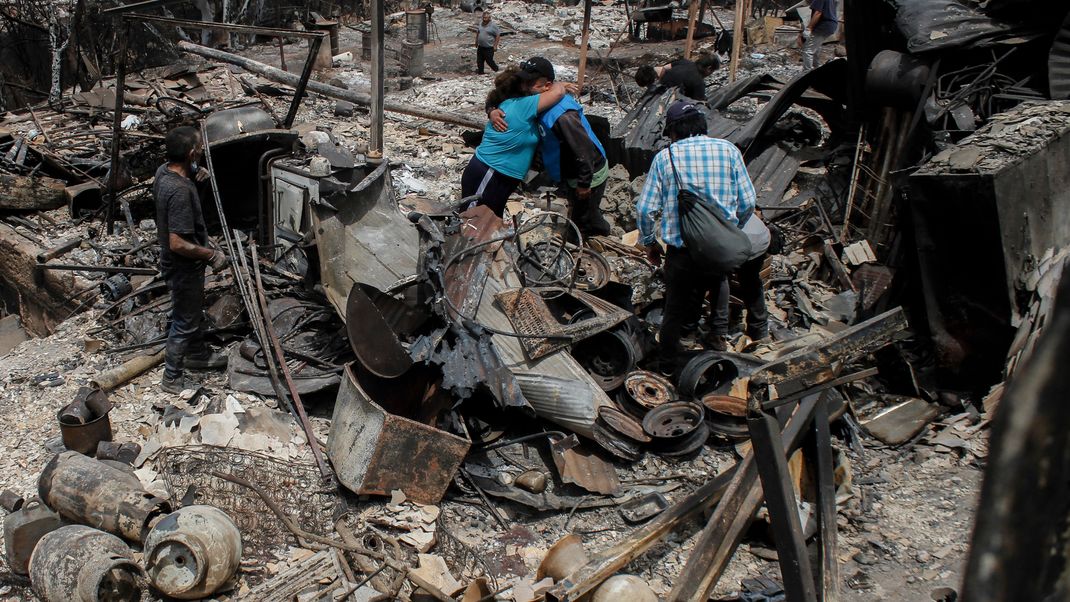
[57,387,113,455]
[29,525,143,602]
[144,505,242,599]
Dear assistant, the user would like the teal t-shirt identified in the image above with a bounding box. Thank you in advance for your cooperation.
[475,95,541,180]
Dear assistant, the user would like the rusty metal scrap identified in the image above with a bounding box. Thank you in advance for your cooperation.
[328,363,470,505]
[494,287,632,361]
[550,434,622,496]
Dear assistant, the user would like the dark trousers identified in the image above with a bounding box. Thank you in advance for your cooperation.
[660,246,723,361]
[566,181,610,237]
[164,266,207,379]
[461,155,521,217]
[476,46,498,74]
[712,255,769,339]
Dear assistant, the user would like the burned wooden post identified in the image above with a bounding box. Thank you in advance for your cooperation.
[962,260,1070,602]
[576,0,593,91]
[283,32,325,127]
[370,0,385,158]
[729,0,746,81]
[683,0,699,59]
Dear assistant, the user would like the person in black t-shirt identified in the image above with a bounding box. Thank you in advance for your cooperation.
[634,54,720,100]
[154,126,230,394]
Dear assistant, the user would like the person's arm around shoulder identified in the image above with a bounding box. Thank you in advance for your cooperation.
[536,82,577,113]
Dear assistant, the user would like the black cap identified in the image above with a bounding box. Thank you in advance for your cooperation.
[665,100,702,124]
[518,57,555,82]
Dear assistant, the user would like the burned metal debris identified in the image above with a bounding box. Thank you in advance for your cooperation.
[1,0,1069,598]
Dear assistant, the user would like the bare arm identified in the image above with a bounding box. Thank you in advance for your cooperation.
[494,32,500,49]
[806,10,822,31]
[536,82,569,113]
[169,232,214,261]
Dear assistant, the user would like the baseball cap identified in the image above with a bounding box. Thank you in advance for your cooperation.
[665,100,702,124]
[518,57,555,82]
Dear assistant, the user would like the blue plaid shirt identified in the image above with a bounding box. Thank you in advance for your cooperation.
[636,136,756,248]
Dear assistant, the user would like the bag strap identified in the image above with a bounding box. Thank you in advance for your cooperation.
[667,142,684,191]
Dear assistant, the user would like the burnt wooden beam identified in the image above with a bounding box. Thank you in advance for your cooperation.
[176,41,484,130]
[668,394,820,602]
[0,174,67,211]
[750,306,908,398]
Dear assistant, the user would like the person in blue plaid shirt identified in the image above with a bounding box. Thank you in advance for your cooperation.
[635,101,756,361]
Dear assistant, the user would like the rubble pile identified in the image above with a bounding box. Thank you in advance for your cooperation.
[0,0,1069,600]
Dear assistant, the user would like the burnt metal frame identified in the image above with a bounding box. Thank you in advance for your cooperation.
[104,8,325,227]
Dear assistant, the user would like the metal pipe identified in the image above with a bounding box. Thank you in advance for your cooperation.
[249,242,331,479]
[105,21,131,233]
[90,349,165,390]
[37,263,157,275]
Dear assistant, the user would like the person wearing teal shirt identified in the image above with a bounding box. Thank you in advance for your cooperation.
[461,57,572,216]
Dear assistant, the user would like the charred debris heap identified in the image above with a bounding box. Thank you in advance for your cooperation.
[0,0,1069,600]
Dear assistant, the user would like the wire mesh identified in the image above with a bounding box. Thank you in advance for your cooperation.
[156,445,343,560]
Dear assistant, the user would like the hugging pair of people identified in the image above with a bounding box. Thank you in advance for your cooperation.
[461,56,611,237]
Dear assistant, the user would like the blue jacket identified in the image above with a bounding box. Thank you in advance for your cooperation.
[538,96,606,184]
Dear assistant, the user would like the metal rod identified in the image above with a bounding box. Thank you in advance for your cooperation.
[37,263,157,275]
[284,32,323,128]
[106,21,131,234]
[250,242,331,479]
[369,0,385,156]
[122,12,325,38]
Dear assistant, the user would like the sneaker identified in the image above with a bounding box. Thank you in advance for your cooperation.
[185,349,228,370]
[161,374,200,395]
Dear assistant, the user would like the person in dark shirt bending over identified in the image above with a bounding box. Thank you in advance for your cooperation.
[154,126,229,394]
[799,0,838,70]
[634,54,720,100]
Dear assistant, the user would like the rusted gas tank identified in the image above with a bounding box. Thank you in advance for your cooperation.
[3,497,62,575]
[29,525,144,602]
[38,450,170,542]
[143,505,242,599]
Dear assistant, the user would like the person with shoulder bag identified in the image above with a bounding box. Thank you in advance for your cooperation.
[635,101,757,363]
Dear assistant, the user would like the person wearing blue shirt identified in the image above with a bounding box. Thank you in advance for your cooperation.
[635,101,756,361]
[800,0,838,70]
[488,92,612,236]
[461,57,572,216]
